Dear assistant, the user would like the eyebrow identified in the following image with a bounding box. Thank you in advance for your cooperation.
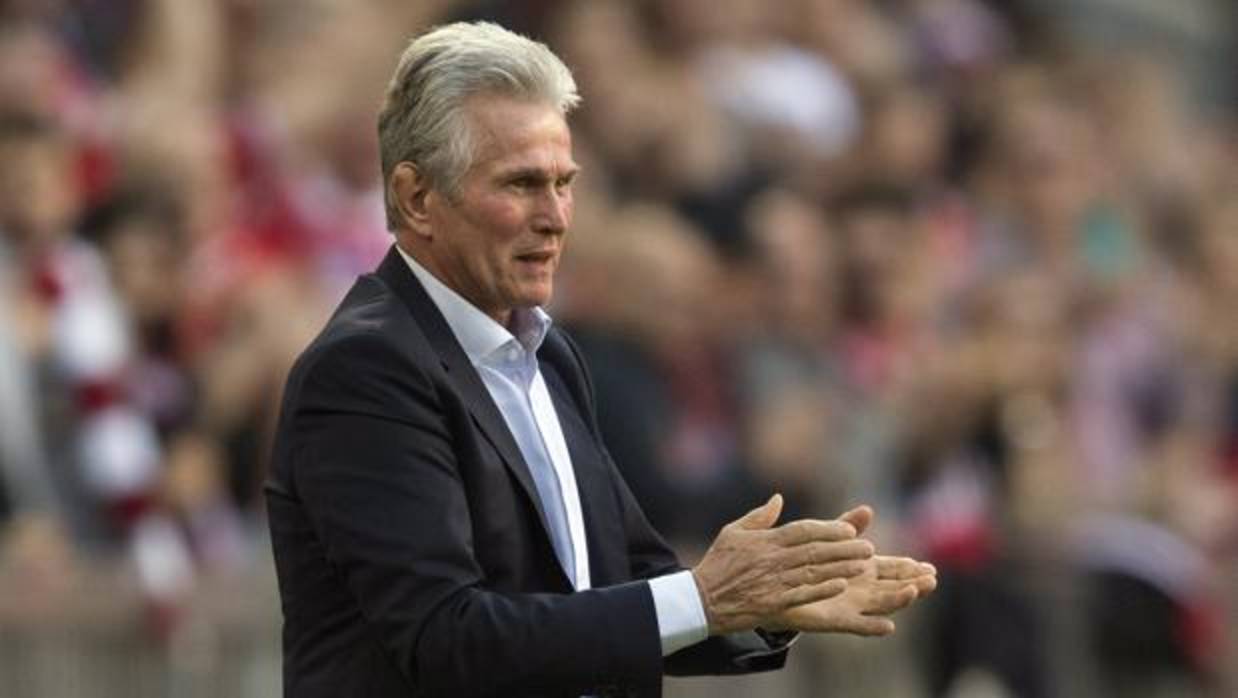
[499,165,580,182]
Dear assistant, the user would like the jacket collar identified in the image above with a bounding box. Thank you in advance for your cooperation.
[373,244,570,587]
[393,244,552,366]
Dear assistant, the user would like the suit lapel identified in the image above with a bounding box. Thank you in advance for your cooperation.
[373,246,556,552]
[543,369,620,585]
[538,338,631,587]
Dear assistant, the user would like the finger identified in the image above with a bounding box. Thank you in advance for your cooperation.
[876,556,930,580]
[781,539,874,569]
[770,519,857,546]
[911,573,937,596]
[838,505,874,536]
[863,583,919,615]
[840,615,896,637]
[779,578,848,608]
[779,559,868,589]
[733,493,784,531]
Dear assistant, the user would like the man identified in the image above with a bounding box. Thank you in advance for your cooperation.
[266,22,935,698]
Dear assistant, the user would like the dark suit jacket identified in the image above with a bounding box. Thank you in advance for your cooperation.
[266,246,789,697]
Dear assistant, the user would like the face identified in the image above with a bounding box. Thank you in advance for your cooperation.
[410,94,578,325]
[0,138,78,246]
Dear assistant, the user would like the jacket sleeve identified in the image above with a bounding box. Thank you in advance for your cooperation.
[549,328,793,677]
[606,450,792,676]
[286,332,662,698]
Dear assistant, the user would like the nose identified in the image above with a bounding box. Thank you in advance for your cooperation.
[533,186,571,235]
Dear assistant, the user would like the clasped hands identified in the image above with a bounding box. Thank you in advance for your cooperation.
[690,494,936,637]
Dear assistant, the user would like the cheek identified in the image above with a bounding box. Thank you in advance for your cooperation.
[468,198,526,239]
[484,213,530,259]
[449,205,500,245]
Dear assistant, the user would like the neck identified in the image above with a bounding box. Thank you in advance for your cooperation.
[395,237,513,327]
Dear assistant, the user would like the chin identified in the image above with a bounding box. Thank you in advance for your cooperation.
[520,286,554,308]
[506,273,555,308]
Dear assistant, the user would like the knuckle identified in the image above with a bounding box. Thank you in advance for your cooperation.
[825,541,851,562]
[816,541,845,560]
[775,570,795,591]
[804,542,826,563]
[785,521,809,540]
[776,549,799,571]
[816,562,842,579]
[832,541,862,560]
[756,560,777,582]
[848,541,874,559]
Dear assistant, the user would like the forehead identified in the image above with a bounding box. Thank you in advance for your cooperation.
[463,94,574,171]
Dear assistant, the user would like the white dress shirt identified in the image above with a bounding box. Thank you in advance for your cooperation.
[398,246,708,656]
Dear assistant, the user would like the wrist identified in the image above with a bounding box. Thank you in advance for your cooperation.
[759,617,788,632]
[689,567,717,636]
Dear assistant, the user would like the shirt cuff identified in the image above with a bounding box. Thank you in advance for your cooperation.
[755,627,801,649]
[647,570,709,656]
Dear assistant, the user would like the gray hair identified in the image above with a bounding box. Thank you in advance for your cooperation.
[378,21,581,230]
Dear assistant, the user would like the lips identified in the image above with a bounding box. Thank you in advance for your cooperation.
[515,250,555,263]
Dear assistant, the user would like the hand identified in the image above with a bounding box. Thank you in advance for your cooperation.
[768,554,936,635]
[691,494,875,636]
[765,506,937,636]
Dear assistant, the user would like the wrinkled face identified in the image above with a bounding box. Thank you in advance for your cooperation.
[422,95,577,324]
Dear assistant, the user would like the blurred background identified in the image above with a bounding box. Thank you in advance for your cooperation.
[0,0,1235,696]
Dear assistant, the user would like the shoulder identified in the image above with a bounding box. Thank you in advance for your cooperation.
[314,274,417,348]
[286,274,440,412]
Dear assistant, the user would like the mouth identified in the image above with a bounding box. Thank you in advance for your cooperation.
[514,250,556,265]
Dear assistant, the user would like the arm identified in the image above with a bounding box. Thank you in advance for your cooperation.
[550,328,870,674]
[288,333,662,697]
[656,505,937,675]
[607,452,864,675]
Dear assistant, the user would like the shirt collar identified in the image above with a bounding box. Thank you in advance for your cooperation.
[396,244,552,364]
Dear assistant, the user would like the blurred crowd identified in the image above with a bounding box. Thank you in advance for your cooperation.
[0,0,1234,696]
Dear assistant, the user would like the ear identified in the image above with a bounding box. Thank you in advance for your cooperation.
[390,162,435,240]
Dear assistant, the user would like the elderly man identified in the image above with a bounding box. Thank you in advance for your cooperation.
[266,21,934,698]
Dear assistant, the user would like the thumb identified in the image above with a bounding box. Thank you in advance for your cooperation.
[838,505,874,536]
[736,493,783,531]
